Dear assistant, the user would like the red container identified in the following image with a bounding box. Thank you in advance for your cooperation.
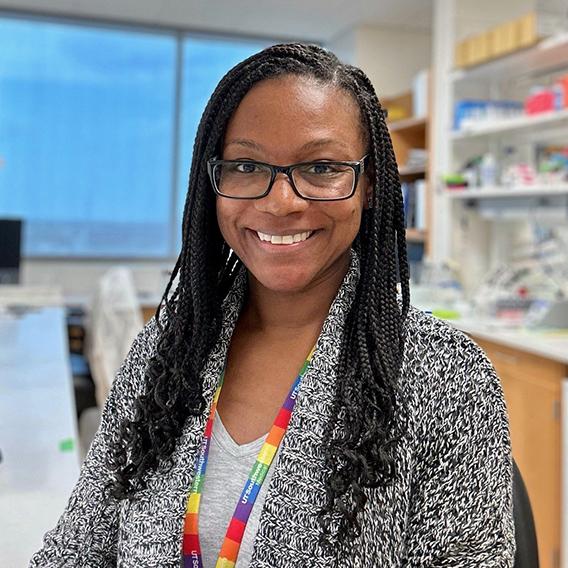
[524,90,555,114]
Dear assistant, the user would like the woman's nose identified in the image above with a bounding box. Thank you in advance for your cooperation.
[254,173,309,216]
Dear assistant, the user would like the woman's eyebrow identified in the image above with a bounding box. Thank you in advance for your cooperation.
[224,138,264,151]
[224,137,350,153]
[298,138,350,152]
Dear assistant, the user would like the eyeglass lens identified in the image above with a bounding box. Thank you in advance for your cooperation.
[213,162,355,199]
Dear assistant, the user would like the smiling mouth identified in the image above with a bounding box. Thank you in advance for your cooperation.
[255,230,315,245]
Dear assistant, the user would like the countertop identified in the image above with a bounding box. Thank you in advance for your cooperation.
[446,317,568,365]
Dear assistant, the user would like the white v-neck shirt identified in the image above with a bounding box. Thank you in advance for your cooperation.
[198,414,280,568]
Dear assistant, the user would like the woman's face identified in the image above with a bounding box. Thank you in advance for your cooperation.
[216,74,372,295]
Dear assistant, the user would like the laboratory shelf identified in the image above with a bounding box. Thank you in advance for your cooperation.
[405,228,427,242]
[388,116,427,133]
[446,184,568,199]
[450,33,568,85]
[451,108,568,141]
[399,164,427,179]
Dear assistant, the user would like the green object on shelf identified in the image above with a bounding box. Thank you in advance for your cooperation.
[432,309,460,320]
[443,173,467,185]
[59,438,75,453]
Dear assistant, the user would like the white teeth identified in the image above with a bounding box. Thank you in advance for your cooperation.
[256,230,313,245]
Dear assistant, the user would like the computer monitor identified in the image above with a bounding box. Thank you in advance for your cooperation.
[0,219,22,284]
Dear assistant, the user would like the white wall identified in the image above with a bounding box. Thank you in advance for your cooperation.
[355,25,432,98]
[329,24,432,98]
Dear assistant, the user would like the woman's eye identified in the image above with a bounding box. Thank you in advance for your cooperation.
[236,162,259,173]
[306,163,339,175]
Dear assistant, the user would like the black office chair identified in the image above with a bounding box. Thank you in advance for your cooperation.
[513,459,539,568]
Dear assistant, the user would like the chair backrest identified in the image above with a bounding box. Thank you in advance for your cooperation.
[86,267,143,405]
[513,459,539,568]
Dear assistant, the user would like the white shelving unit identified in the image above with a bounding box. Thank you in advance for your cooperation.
[398,164,428,177]
[389,116,428,132]
[451,108,568,141]
[434,28,568,297]
[446,184,568,199]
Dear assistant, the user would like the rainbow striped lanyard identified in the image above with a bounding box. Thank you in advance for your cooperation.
[182,348,314,568]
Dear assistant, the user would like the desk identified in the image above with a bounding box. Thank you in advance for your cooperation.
[451,317,568,365]
[0,307,80,566]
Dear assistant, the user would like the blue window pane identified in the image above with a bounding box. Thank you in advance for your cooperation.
[176,38,269,250]
[0,18,176,257]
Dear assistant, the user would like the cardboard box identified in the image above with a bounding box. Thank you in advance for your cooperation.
[501,21,518,54]
[453,8,567,70]
[454,40,467,68]
[382,91,413,122]
[455,39,471,68]
[463,37,476,66]
[464,37,477,66]
[476,32,491,63]
[518,10,567,47]
[518,12,539,47]
[455,33,492,68]
[487,27,501,58]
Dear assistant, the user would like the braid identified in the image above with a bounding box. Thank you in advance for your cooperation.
[109,43,410,550]
[316,66,409,546]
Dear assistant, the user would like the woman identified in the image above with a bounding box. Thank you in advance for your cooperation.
[30,43,515,567]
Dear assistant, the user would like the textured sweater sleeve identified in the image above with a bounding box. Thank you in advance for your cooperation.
[29,318,158,567]
[402,326,515,567]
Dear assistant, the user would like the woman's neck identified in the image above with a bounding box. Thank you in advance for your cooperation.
[241,253,350,336]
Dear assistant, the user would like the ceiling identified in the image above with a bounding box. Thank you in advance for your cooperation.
[0,0,433,41]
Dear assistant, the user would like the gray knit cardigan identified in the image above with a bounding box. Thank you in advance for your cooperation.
[30,253,515,567]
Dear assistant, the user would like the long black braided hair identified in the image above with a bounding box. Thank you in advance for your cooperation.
[110,42,410,547]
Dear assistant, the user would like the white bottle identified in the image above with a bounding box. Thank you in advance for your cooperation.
[500,146,517,187]
[480,153,498,188]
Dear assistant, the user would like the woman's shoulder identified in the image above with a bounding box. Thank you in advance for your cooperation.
[403,304,491,365]
[103,314,163,416]
[399,304,501,411]
[123,314,162,369]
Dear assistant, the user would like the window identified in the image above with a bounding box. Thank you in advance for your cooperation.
[0,18,177,257]
[0,15,273,258]
[176,38,268,249]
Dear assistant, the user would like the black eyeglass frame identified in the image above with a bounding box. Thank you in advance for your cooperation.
[206,155,369,201]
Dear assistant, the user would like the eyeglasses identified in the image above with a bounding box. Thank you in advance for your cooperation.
[206,155,369,201]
